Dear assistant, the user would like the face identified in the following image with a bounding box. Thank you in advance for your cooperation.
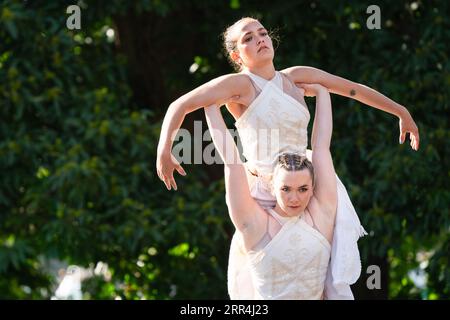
[273,169,314,217]
[232,20,274,68]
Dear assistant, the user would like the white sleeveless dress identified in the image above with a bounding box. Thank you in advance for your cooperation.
[248,209,331,300]
[227,70,367,300]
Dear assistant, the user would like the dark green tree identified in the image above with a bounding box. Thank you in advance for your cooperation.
[0,0,448,299]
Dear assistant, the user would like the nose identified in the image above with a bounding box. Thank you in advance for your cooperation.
[257,36,265,45]
[289,192,301,204]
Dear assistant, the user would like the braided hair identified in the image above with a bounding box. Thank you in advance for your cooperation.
[270,153,315,194]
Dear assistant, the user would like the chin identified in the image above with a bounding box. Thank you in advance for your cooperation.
[262,52,274,59]
[257,52,273,60]
[284,206,303,216]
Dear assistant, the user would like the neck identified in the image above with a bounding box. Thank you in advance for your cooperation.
[244,63,276,80]
[273,205,287,217]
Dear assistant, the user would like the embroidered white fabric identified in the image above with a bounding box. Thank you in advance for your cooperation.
[227,71,367,300]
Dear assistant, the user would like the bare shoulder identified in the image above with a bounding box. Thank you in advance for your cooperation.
[280,66,323,83]
[215,73,253,88]
[223,73,257,114]
[189,73,254,108]
[281,65,319,75]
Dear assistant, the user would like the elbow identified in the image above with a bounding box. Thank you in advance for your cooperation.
[173,101,187,113]
[169,98,193,116]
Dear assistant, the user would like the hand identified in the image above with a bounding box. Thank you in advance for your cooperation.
[156,149,186,191]
[399,111,420,151]
[298,83,328,97]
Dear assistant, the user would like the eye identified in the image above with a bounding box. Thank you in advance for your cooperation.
[244,36,252,42]
[299,188,308,192]
[260,32,268,36]
[281,187,290,192]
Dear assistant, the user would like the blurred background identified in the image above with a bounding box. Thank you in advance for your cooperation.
[0,0,448,299]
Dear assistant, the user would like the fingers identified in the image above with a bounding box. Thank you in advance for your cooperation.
[159,173,175,191]
[299,83,311,91]
[411,133,420,151]
[175,165,187,176]
[159,168,185,191]
[400,130,420,151]
[413,130,420,150]
[407,125,420,150]
[168,174,177,191]
[399,130,406,144]
[162,176,171,190]
[161,175,176,191]
[157,169,162,181]
[157,154,186,191]
[299,84,312,97]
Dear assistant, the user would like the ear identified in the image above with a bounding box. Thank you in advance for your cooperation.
[230,50,241,64]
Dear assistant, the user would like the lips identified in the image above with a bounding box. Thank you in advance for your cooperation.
[258,46,269,53]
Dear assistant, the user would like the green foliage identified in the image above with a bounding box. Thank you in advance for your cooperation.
[0,0,231,299]
[0,0,448,299]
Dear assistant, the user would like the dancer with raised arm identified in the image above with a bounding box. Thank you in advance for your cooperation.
[157,17,419,192]
[204,83,335,299]
[156,17,420,299]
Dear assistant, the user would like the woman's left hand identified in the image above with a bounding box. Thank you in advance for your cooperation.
[299,83,328,97]
[399,110,420,151]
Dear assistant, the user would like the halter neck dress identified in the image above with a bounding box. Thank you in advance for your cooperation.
[227,70,367,300]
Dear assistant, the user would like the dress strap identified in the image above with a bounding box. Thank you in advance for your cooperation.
[272,71,283,91]
[303,210,321,233]
[250,212,272,252]
[242,70,267,91]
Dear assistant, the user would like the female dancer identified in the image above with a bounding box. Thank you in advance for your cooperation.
[156,17,420,299]
[157,17,419,192]
[203,82,335,299]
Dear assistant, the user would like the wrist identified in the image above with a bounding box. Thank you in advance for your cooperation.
[397,105,410,119]
[316,89,330,98]
[157,142,171,156]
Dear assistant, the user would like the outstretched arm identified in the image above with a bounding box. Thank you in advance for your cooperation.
[203,105,260,233]
[156,74,250,191]
[303,84,337,215]
[282,66,420,151]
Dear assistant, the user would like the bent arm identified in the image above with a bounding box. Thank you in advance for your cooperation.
[204,105,259,232]
[157,74,248,153]
[283,66,408,117]
[311,89,337,215]
[156,74,252,191]
[283,66,420,150]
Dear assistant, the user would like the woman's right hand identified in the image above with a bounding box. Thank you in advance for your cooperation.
[156,149,186,191]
